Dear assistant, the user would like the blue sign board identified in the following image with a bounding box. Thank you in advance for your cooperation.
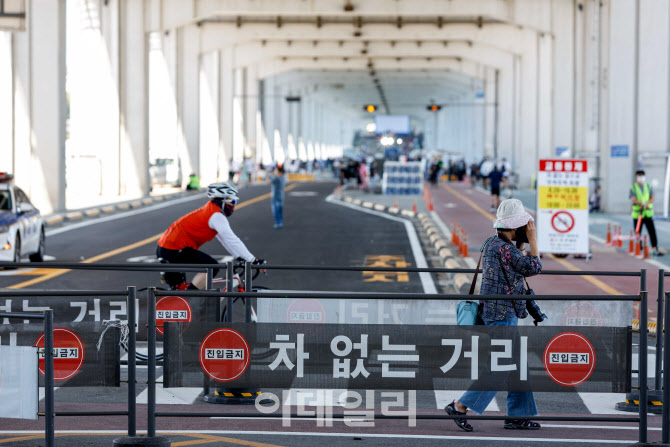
[475,91,485,99]
[611,145,629,157]
[555,147,569,157]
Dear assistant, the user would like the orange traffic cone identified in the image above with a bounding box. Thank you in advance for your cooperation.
[617,226,624,248]
[462,234,469,258]
[635,234,642,257]
[412,197,417,213]
[629,230,634,254]
[606,223,612,245]
[394,197,399,209]
[451,222,456,245]
[643,235,650,259]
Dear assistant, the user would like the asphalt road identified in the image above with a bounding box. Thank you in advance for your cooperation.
[0,180,662,446]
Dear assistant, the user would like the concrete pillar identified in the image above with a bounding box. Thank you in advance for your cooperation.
[483,68,497,159]
[176,24,200,185]
[552,0,575,158]
[537,33,553,160]
[119,0,149,197]
[199,51,219,186]
[30,0,67,213]
[219,46,234,178]
[232,67,245,162]
[244,65,258,160]
[148,30,178,175]
[11,25,32,192]
[518,35,539,187]
[604,0,637,212]
[0,32,12,172]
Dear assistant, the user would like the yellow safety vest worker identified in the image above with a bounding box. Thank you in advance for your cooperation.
[631,183,653,219]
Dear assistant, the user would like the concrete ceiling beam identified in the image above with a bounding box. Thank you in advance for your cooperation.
[200,23,533,55]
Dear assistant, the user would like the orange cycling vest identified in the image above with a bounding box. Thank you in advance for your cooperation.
[158,201,220,250]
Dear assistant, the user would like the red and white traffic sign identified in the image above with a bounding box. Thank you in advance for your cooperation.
[199,328,250,382]
[156,296,193,335]
[551,211,575,234]
[543,332,596,387]
[286,298,326,323]
[34,328,86,382]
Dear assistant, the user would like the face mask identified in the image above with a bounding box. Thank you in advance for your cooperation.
[637,176,646,183]
[223,202,235,217]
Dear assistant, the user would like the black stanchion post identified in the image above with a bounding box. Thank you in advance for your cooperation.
[205,267,213,399]
[44,309,54,447]
[663,291,670,444]
[657,270,665,392]
[245,261,252,323]
[127,287,137,436]
[226,262,233,323]
[148,288,157,437]
[639,290,648,444]
[206,268,213,291]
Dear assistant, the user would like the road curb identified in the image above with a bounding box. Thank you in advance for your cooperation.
[43,190,201,228]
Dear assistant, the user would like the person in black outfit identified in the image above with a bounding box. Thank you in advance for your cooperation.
[489,164,509,212]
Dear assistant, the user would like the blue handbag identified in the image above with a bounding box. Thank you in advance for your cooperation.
[456,250,483,326]
[456,300,479,325]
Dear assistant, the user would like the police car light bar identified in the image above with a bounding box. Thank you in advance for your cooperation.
[0,172,14,183]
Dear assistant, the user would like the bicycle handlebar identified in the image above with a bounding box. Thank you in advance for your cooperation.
[233,259,262,280]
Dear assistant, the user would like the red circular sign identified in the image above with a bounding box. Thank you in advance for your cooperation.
[34,328,86,381]
[156,296,193,335]
[199,328,250,382]
[551,211,575,233]
[286,299,326,324]
[543,332,596,387]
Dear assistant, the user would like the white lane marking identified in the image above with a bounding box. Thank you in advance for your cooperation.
[45,194,205,237]
[326,195,437,294]
[135,375,202,404]
[543,423,660,431]
[0,430,646,442]
[434,390,499,411]
[577,393,633,415]
[0,430,638,443]
[280,389,350,406]
[289,191,318,197]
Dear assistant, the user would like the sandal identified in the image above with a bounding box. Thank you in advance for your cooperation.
[445,401,473,432]
[504,419,541,430]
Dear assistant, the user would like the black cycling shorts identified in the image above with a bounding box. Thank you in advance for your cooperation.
[156,245,219,287]
[491,185,501,196]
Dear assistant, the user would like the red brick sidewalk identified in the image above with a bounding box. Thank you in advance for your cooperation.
[428,180,660,324]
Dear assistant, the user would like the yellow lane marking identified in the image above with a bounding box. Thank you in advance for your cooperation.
[16,268,65,276]
[173,433,286,447]
[7,185,299,290]
[442,184,494,222]
[0,434,43,444]
[442,184,623,296]
[547,254,623,295]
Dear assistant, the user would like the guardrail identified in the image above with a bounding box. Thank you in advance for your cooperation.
[0,309,54,447]
[0,261,658,445]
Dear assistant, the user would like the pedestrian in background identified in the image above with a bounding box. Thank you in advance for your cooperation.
[630,170,664,256]
[446,199,543,432]
[489,163,509,212]
[269,164,286,229]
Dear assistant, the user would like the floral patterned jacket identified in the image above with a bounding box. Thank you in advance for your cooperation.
[479,234,542,322]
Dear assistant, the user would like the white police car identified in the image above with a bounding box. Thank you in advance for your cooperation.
[0,172,45,263]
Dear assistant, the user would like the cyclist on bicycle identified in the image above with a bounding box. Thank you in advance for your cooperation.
[156,182,264,290]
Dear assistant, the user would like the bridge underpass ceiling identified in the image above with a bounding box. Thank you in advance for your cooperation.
[270,69,480,118]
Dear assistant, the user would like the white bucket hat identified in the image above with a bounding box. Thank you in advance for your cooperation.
[493,198,534,229]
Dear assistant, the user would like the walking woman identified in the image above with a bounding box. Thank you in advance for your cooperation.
[446,198,543,431]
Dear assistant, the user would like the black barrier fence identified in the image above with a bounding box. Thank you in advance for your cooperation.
[0,261,658,445]
[0,310,54,447]
[0,288,136,440]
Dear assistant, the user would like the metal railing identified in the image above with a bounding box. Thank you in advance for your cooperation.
[0,309,54,447]
[0,260,657,445]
